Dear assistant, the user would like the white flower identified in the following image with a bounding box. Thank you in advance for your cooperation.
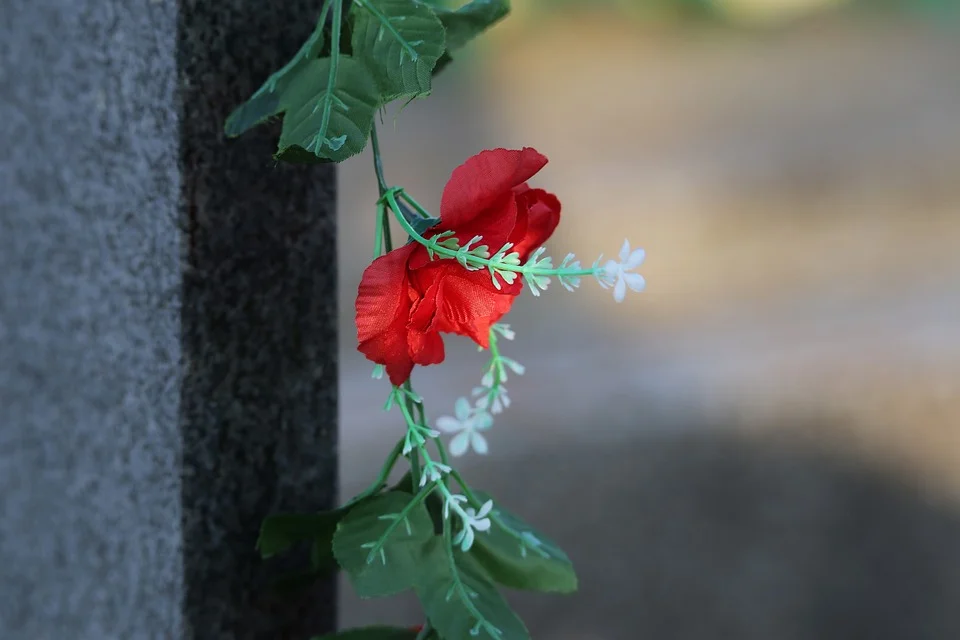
[473,386,510,415]
[436,397,492,456]
[452,499,493,552]
[598,239,646,303]
[443,493,468,520]
[419,460,452,487]
[492,323,516,340]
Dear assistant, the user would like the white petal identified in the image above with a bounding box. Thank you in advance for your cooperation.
[500,391,511,409]
[602,259,619,277]
[460,525,475,552]
[472,517,491,533]
[619,239,631,262]
[476,499,494,519]
[613,275,627,303]
[624,248,646,270]
[449,431,470,457]
[454,397,471,421]
[503,358,525,376]
[435,416,463,433]
[623,272,646,293]
[472,411,493,430]
[471,431,489,455]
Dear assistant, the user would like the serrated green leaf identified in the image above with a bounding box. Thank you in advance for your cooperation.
[224,11,329,137]
[432,0,511,52]
[416,538,529,640]
[351,0,446,102]
[469,492,578,593]
[333,492,435,598]
[311,626,419,640]
[275,55,381,163]
[257,511,343,560]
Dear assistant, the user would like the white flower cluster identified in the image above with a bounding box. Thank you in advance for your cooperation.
[596,239,646,303]
[443,493,493,552]
[435,324,521,457]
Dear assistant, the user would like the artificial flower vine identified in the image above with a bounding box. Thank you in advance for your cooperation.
[225,1,644,638]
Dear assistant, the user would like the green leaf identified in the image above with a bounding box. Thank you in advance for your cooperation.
[224,11,328,138]
[416,538,529,640]
[469,493,578,593]
[276,55,381,163]
[351,0,446,102]
[432,0,511,52]
[333,491,435,598]
[311,626,419,640]
[257,511,343,560]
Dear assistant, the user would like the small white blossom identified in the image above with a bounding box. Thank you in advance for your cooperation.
[372,364,385,379]
[419,460,452,487]
[598,239,646,303]
[436,397,492,456]
[443,493,468,520]
[475,386,510,414]
[492,323,516,340]
[452,499,493,552]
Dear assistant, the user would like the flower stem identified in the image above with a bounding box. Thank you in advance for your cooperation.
[309,0,342,154]
[343,438,404,508]
[370,125,393,255]
[383,188,596,278]
[370,122,389,197]
[399,381,423,489]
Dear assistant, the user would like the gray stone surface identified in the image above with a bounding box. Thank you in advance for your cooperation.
[2,0,337,637]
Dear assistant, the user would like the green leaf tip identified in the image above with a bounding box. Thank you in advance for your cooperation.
[469,491,578,594]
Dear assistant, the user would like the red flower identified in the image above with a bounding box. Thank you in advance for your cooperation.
[356,147,561,386]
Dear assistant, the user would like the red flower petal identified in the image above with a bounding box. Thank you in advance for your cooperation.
[432,269,517,346]
[355,244,418,385]
[509,187,561,258]
[407,280,445,366]
[440,148,548,230]
[408,195,519,272]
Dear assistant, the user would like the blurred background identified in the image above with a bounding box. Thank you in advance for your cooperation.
[338,1,960,637]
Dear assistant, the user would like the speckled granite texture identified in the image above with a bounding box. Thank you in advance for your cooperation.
[1,0,337,638]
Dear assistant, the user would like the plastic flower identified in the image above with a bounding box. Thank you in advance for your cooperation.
[599,239,646,303]
[452,499,493,552]
[436,397,492,456]
[355,148,562,385]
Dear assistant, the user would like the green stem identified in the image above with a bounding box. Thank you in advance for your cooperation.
[364,480,437,564]
[370,123,389,196]
[441,504,497,637]
[372,201,385,259]
[398,381,424,489]
[384,189,596,278]
[343,438,405,508]
[370,125,393,254]
[309,0,342,154]
[352,0,419,61]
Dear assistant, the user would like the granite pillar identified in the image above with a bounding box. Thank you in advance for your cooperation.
[1,0,338,637]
